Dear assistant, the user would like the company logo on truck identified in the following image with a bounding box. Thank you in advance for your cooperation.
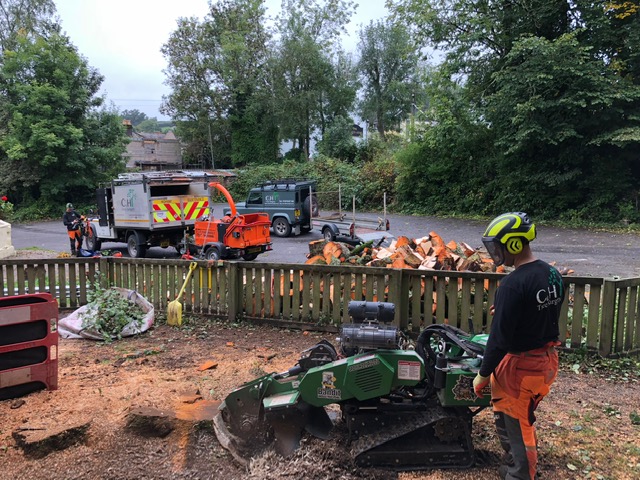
[265,193,294,205]
[121,189,136,208]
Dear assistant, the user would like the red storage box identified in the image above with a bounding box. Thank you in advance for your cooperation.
[0,293,59,400]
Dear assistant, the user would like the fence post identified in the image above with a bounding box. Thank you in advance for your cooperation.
[396,269,409,329]
[600,279,616,356]
[227,262,241,322]
[99,257,110,288]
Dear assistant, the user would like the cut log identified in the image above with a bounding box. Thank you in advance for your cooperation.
[350,240,373,257]
[395,236,414,249]
[308,239,327,257]
[429,231,445,249]
[306,255,327,265]
[416,240,433,258]
[323,241,345,264]
[375,247,393,260]
[460,242,476,257]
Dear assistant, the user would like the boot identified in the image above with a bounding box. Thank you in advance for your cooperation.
[71,249,77,256]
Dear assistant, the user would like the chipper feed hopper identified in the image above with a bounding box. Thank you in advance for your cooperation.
[213,301,490,470]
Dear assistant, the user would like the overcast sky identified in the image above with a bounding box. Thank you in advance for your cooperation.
[55,0,389,121]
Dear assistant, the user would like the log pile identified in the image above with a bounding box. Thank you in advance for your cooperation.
[306,232,575,275]
[306,231,505,273]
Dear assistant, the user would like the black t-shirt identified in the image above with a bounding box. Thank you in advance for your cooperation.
[479,259,564,377]
[63,210,81,230]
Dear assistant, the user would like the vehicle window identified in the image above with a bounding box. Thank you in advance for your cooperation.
[247,192,263,204]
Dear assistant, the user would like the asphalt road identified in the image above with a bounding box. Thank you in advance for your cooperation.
[9,212,640,279]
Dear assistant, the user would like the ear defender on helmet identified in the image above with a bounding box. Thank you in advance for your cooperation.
[505,237,524,255]
[482,212,536,265]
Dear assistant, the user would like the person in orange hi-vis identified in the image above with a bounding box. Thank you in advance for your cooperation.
[62,203,83,256]
[473,212,565,480]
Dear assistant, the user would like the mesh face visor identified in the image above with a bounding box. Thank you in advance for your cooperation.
[482,238,505,266]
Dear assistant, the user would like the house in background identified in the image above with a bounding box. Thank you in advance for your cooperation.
[122,120,183,170]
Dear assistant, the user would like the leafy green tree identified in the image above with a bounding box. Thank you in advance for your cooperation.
[120,109,148,126]
[162,16,227,166]
[486,33,640,220]
[356,19,422,139]
[272,0,357,159]
[0,0,57,52]
[390,0,571,97]
[315,115,357,161]
[162,0,277,167]
[391,0,640,222]
[136,118,160,133]
[0,34,126,206]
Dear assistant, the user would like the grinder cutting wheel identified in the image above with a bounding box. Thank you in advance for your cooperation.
[213,301,490,470]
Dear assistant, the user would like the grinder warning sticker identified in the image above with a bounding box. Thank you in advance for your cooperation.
[397,360,421,381]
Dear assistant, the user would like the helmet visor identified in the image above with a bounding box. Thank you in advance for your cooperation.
[482,239,505,266]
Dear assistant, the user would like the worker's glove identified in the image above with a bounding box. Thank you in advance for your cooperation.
[473,373,490,398]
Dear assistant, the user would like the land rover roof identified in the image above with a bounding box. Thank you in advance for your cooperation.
[255,179,316,191]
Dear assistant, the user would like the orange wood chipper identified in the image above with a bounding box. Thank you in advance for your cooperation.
[192,182,272,261]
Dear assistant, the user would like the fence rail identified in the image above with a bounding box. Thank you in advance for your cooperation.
[1,258,638,357]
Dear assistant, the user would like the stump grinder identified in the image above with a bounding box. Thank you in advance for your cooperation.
[213,301,490,470]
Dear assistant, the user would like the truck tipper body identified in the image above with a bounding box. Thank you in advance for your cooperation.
[85,171,218,258]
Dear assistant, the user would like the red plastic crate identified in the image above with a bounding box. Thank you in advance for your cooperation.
[0,293,59,399]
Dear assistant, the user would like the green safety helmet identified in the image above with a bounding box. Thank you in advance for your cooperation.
[66,203,73,209]
[482,212,536,265]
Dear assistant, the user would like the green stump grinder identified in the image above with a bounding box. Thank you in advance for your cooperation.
[213,301,490,470]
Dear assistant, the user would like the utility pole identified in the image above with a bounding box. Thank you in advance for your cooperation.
[208,121,215,170]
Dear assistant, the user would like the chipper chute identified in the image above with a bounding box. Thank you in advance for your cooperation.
[213,301,490,470]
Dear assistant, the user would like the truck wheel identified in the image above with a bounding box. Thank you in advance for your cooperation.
[205,247,220,261]
[127,232,147,258]
[303,195,319,217]
[323,227,334,242]
[85,225,101,251]
[242,253,259,261]
[272,218,292,237]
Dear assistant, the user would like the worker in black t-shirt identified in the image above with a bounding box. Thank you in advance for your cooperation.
[474,212,565,480]
[62,203,83,256]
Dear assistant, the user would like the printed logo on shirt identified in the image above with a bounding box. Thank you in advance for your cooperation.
[536,268,564,311]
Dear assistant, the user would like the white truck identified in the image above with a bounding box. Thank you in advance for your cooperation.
[84,171,218,258]
[312,190,393,245]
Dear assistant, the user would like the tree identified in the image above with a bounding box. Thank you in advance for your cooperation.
[390,0,571,97]
[120,109,148,126]
[0,34,126,206]
[315,115,357,161]
[390,0,640,222]
[486,33,640,220]
[136,118,160,133]
[272,0,357,160]
[356,19,422,139]
[162,0,277,167]
[0,0,57,53]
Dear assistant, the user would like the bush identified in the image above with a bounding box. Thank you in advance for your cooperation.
[0,195,14,222]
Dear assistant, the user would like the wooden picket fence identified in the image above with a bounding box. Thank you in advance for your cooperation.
[1,257,639,357]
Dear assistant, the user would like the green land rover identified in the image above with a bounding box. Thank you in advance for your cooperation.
[225,179,318,237]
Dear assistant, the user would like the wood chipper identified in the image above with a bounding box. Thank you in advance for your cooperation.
[192,182,272,261]
[213,301,491,470]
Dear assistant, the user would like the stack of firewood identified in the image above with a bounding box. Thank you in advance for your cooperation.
[306,232,575,275]
[306,231,506,273]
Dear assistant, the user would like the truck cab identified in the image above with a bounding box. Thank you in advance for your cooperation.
[225,179,318,237]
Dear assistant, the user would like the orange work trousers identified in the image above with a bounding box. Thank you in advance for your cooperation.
[490,342,560,480]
